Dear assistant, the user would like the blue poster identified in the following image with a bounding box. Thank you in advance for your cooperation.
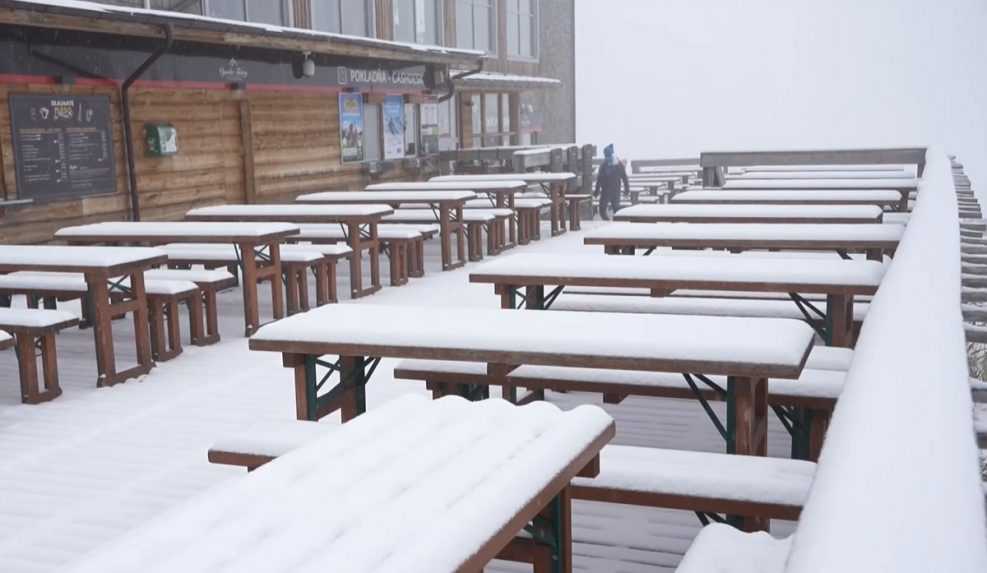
[382,95,406,160]
[338,93,365,163]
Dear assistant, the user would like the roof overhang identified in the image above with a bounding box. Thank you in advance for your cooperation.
[0,0,485,67]
[452,70,562,91]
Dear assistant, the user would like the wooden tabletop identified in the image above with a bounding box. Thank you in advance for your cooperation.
[56,221,300,244]
[583,222,903,251]
[470,253,883,295]
[250,304,816,379]
[186,204,393,224]
[0,245,167,275]
[432,173,577,184]
[294,191,475,205]
[366,181,527,192]
[614,204,884,224]
[67,394,615,573]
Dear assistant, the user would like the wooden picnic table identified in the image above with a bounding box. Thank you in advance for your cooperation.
[294,191,470,272]
[69,393,615,573]
[728,170,915,180]
[0,245,166,386]
[672,189,904,210]
[56,221,298,336]
[366,181,526,246]
[185,204,390,299]
[583,222,904,261]
[469,253,883,347]
[431,172,578,237]
[248,303,816,457]
[720,178,920,210]
[615,204,885,224]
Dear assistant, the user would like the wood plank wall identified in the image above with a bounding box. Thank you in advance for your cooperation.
[0,82,418,244]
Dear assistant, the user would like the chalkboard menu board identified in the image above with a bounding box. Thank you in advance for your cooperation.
[9,94,116,200]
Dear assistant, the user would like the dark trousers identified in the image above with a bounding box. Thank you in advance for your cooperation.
[598,192,621,220]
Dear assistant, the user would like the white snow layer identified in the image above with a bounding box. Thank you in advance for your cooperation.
[614,204,884,220]
[67,394,613,573]
[784,149,987,572]
[187,204,394,217]
[672,190,902,203]
[722,178,919,189]
[431,173,577,183]
[56,221,299,238]
[675,523,790,573]
[582,222,904,242]
[0,244,165,268]
[296,191,475,203]
[366,181,527,191]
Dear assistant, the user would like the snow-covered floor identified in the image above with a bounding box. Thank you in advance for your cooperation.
[0,221,797,573]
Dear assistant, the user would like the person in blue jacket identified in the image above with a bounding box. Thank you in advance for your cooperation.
[594,144,630,220]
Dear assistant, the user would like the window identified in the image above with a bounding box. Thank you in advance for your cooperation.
[150,0,203,14]
[245,0,286,25]
[470,94,482,148]
[99,0,287,24]
[456,0,496,53]
[404,103,419,156]
[206,0,245,20]
[364,104,381,161]
[436,99,457,151]
[483,93,500,147]
[393,0,439,45]
[500,93,512,145]
[506,0,538,59]
[312,0,373,36]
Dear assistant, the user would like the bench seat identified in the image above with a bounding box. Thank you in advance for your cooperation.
[976,407,987,448]
[384,209,510,260]
[293,224,422,285]
[145,268,235,345]
[675,523,790,573]
[0,307,79,404]
[209,419,327,471]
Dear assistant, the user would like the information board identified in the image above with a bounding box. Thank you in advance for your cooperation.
[9,94,116,200]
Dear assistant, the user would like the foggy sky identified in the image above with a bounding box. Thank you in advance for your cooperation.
[574,0,987,192]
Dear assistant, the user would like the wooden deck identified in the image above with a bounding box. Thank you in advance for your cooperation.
[0,222,794,572]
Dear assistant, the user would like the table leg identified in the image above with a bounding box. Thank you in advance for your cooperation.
[438,204,453,270]
[85,273,116,387]
[549,184,563,236]
[499,285,517,309]
[268,242,285,320]
[726,376,768,457]
[504,192,518,246]
[865,248,883,262]
[826,293,854,347]
[455,205,467,267]
[526,285,545,309]
[368,222,381,292]
[129,271,154,372]
[239,244,262,336]
[348,222,365,298]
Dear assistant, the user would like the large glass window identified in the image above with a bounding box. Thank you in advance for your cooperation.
[404,103,419,156]
[364,103,382,161]
[456,0,496,53]
[393,0,440,44]
[206,0,245,20]
[506,0,538,59]
[312,0,373,36]
[470,94,482,148]
[246,0,285,25]
[483,93,500,147]
[150,0,203,14]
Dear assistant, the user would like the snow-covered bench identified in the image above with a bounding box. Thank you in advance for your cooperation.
[674,523,790,573]
[144,268,236,345]
[0,271,208,361]
[384,208,509,260]
[293,223,424,285]
[393,358,843,461]
[162,243,349,314]
[0,307,78,404]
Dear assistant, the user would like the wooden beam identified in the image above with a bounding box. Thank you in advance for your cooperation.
[238,98,256,204]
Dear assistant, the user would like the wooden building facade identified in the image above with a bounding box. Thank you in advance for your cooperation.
[0,0,575,244]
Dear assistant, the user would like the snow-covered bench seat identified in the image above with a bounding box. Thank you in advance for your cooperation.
[293,223,422,285]
[163,243,347,313]
[563,193,593,230]
[385,208,510,259]
[393,359,842,461]
[0,307,78,404]
[144,268,236,345]
[77,394,614,573]
[0,271,210,361]
[975,407,987,448]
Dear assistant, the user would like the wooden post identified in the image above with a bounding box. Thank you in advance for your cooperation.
[238,99,257,204]
[827,293,854,348]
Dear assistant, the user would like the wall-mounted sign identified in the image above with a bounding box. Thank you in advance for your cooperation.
[336,66,426,90]
[338,93,365,163]
[382,96,405,160]
[9,94,116,201]
[145,123,178,156]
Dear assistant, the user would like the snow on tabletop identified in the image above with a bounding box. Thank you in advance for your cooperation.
[672,189,902,202]
[296,191,476,203]
[144,268,234,283]
[551,294,869,322]
[0,307,78,328]
[883,212,911,225]
[615,204,884,219]
[728,170,916,180]
[67,394,613,573]
[366,181,527,191]
[583,222,904,242]
[1,271,196,295]
[785,150,987,572]
[252,304,816,371]
[0,330,10,344]
[723,177,919,189]
[384,210,496,222]
[13,0,482,58]
[470,253,884,288]
[572,445,814,507]
[675,523,790,573]
[431,172,577,183]
[188,203,394,216]
[281,244,355,256]
[0,245,165,268]
[211,420,329,458]
[743,164,911,173]
[55,221,299,238]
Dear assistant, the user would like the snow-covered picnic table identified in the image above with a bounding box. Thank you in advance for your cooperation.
[432,172,578,236]
[365,181,527,244]
[614,204,884,224]
[67,394,615,573]
[672,189,904,210]
[57,221,301,335]
[249,304,816,456]
[293,191,472,271]
[185,204,390,298]
[583,222,904,261]
[720,178,919,210]
[469,253,883,347]
[0,244,167,386]
[729,169,915,180]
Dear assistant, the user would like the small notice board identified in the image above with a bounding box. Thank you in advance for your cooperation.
[9,94,117,201]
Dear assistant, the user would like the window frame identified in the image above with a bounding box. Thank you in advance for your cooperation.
[506,0,539,61]
[455,0,498,55]
[392,0,442,45]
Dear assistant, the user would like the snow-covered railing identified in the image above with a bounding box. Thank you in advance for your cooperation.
[784,148,987,572]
